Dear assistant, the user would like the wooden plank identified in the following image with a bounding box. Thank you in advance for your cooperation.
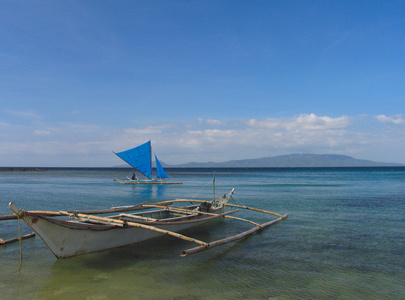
[143,204,244,224]
[77,217,126,227]
[124,205,199,216]
[125,210,239,225]
[156,213,199,222]
[119,213,158,222]
[141,205,200,215]
[155,199,206,206]
[155,200,286,219]
[59,211,208,247]
[66,202,146,214]
[2,203,147,221]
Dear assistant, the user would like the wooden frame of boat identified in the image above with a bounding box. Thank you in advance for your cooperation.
[4,189,288,259]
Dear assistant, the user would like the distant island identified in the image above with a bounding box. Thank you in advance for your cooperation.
[163,154,402,168]
[0,168,44,172]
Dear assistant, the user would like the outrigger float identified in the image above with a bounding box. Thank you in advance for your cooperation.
[2,189,288,259]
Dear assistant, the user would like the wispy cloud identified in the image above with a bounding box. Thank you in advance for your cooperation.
[375,114,405,125]
[247,114,350,130]
[323,32,351,51]
[34,130,51,135]
[198,118,225,126]
[4,109,42,120]
[1,113,404,166]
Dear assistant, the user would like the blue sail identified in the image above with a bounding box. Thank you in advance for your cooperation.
[115,141,152,179]
[155,155,168,179]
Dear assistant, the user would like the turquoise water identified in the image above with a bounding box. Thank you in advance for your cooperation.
[0,167,404,299]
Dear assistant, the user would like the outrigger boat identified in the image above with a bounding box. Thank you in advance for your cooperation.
[113,141,181,184]
[5,189,288,259]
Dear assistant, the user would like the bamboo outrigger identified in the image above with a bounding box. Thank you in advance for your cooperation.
[0,233,36,245]
[4,188,288,259]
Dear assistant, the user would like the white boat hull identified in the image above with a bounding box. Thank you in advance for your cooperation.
[114,178,182,185]
[21,208,223,258]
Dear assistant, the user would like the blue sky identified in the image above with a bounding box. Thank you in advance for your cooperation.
[1,0,405,167]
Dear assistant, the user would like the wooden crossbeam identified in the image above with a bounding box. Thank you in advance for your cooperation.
[224,203,285,218]
[59,211,208,247]
[119,213,158,222]
[1,203,147,221]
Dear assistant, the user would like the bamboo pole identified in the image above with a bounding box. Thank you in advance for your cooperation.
[181,213,288,256]
[141,204,241,220]
[156,200,285,220]
[59,211,208,247]
[222,215,261,227]
[0,214,20,221]
[1,212,61,220]
[2,203,148,221]
[143,203,271,227]
[81,210,237,226]
[67,203,146,214]
[119,213,158,222]
[144,203,272,227]
[154,199,206,206]
[141,205,198,215]
[0,233,36,245]
[224,203,286,218]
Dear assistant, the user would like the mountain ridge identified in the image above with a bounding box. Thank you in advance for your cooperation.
[162,154,402,168]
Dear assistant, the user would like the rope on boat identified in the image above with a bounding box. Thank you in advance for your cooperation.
[9,205,27,271]
[228,195,246,208]
[189,180,212,200]
[17,213,23,271]
[7,205,31,271]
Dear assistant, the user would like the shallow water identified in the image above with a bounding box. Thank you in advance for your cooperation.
[1,167,404,299]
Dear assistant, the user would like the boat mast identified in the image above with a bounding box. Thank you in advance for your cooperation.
[213,171,216,201]
[149,140,153,179]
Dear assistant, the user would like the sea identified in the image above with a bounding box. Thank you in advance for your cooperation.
[0,167,404,299]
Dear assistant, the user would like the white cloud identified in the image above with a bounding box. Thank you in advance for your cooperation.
[206,119,224,126]
[1,113,405,166]
[4,109,41,120]
[198,118,224,126]
[247,113,350,130]
[124,124,173,134]
[375,114,405,125]
[162,114,358,163]
[34,130,51,135]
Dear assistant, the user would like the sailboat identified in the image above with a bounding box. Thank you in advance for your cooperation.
[113,141,182,184]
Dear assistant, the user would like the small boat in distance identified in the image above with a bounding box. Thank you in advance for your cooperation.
[113,141,181,184]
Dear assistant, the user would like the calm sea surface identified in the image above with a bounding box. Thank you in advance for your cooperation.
[0,167,404,299]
